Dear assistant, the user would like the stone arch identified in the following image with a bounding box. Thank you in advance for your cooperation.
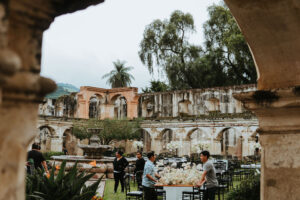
[186,128,211,153]
[158,129,174,150]
[140,129,152,152]
[216,127,242,158]
[37,125,56,152]
[110,94,127,119]
[88,94,103,119]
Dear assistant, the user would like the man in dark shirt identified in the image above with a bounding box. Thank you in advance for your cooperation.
[134,151,145,187]
[113,150,129,193]
[27,143,49,173]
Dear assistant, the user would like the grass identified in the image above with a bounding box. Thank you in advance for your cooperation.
[103,179,138,200]
[103,177,244,200]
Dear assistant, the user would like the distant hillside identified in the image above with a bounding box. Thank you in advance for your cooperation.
[46,83,79,99]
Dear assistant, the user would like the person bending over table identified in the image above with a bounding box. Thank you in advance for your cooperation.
[196,150,219,200]
[142,151,160,200]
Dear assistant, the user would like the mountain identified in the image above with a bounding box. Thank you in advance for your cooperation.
[46,83,79,99]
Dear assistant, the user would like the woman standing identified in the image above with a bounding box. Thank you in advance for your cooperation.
[113,150,129,193]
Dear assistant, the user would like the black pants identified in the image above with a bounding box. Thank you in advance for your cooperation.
[114,172,125,192]
[143,186,157,200]
[203,187,216,200]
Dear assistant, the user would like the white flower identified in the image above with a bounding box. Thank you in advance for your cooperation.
[157,165,203,186]
[133,141,144,149]
[191,141,210,153]
[166,141,182,152]
[254,143,261,149]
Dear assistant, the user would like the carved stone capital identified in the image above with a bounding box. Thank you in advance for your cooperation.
[234,87,300,134]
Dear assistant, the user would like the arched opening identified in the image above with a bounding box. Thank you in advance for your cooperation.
[111,94,127,119]
[88,94,102,119]
[217,127,241,158]
[37,126,56,152]
[160,129,173,150]
[187,128,211,153]
[141,129,152,152]
[63,129,78,155]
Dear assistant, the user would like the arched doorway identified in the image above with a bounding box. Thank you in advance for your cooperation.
[187,128,211,154]
[111,95,127,119]
[141,129,152,152]
[88,94,102,119]
[217,128,241,158]
[161,129,173,151]
[37,126,55,152]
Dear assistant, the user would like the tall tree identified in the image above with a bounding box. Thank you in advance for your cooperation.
[203,3,257,85]
[139,10,202,89]
[139,6,257,90]
[102,60,135,88]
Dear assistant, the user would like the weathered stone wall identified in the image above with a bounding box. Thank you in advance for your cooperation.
[138,84,256,118]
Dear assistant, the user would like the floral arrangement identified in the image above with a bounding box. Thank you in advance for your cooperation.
[191,141,210,153]
[158,163,203,185]
[253,142,261,149]
[133,141,144,149]
[166,141,182,152]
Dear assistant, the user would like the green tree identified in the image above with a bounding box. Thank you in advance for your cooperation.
[102,60,135,88]
[139,6,256,89]
[72,119,141,145]
[139,10,202,89]
[203,3,257,85]
[142,80,170,93]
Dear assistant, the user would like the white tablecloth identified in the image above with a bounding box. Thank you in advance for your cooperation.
[163,186,193,200]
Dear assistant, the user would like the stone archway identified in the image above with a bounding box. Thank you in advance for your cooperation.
[88,94,103,119]
[186,128,211,154]
[37,126,56,152]
[141,129,152,152]
[158,129,174,151]
[110,94,127,119]
[216,127,242,159]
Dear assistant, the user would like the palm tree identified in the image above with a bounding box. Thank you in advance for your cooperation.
[102,60,135,88]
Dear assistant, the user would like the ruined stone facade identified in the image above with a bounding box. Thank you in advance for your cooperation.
[37,84,259,158]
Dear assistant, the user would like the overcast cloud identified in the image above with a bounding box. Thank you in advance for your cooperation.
[41,0,221,91]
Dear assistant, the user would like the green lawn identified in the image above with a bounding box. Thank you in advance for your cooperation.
[103,178,243,200]
[103,179,139,200]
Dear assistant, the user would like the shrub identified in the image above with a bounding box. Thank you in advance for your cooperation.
[26,161,102,200]
[227,175,260,200]
[42,151,64,161]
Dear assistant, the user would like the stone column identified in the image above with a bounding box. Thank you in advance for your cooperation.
[127,102,138,119]
[235,87,300,200]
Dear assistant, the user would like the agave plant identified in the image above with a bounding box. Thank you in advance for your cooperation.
[26,161,102,200]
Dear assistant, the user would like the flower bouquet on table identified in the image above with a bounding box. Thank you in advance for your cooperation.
[133,141,144,150]
[166,141,182,154]
[157,164,203,186]
[191,141,210,154]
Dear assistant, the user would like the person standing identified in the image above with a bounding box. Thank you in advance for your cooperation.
[27,143,49,174]
[142,152,160,200]
[113,150,129,193]
[134,151,145,187]
[197,150,218,200]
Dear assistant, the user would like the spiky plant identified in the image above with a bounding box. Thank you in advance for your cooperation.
[26,161,102,200]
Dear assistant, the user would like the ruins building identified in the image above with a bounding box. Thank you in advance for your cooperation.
[38,84,259,158]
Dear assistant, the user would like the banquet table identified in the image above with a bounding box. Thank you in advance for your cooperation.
[155,184,205,200]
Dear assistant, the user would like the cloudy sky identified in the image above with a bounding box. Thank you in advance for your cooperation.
[41,0,221,91]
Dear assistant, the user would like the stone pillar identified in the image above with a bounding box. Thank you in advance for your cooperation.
[235,88,300,200]
[50,136,62,152]
[103,103,114,119]
[127,102,138,119]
